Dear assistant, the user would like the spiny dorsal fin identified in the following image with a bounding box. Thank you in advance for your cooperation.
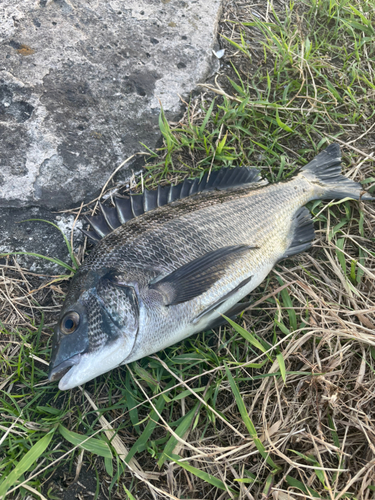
[83,166,265,242]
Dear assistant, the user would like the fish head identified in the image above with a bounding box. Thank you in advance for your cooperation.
[48,269,139,390]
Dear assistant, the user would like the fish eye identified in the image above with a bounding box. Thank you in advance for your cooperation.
[60,312,80,335]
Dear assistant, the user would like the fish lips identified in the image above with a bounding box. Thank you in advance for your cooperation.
[48,353,82,382]
[55,336,132,390]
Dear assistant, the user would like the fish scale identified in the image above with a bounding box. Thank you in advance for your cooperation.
[84,181,301,275]
[48,144,374,390]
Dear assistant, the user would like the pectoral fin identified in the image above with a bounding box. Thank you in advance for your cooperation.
[150,245,255,306]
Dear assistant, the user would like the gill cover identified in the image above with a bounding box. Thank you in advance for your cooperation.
[96,274,139,335]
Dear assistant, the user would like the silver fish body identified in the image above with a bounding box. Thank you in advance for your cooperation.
[48,144,373,389]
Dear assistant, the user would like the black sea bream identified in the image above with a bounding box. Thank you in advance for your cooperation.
[48,144,373,389]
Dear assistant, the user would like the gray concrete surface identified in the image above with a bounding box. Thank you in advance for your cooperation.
[0,0,222,209]
[0,0,222,272]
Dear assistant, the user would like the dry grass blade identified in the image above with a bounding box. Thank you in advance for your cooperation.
[82,389,159,481]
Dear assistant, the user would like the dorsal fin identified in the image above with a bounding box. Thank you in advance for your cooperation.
[82,166,265,242]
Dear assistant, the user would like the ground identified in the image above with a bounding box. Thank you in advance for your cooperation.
[1,1,375,499]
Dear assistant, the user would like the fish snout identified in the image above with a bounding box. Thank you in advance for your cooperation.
[48,353,82,382]
[48,305,89,383]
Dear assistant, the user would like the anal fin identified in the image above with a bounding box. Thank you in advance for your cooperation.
[279,206,315,261]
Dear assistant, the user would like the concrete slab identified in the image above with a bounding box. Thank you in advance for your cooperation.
[0,0,222,209]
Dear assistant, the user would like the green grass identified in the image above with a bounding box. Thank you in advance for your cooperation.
[1,0,375,498]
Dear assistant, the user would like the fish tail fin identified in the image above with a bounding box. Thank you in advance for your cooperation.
[301,143,374,201]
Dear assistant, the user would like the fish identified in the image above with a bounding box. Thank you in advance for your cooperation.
[48,143,373,390]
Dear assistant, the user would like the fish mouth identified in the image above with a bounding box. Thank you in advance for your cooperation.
[48,354,82,382]
[50,335,137,390]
